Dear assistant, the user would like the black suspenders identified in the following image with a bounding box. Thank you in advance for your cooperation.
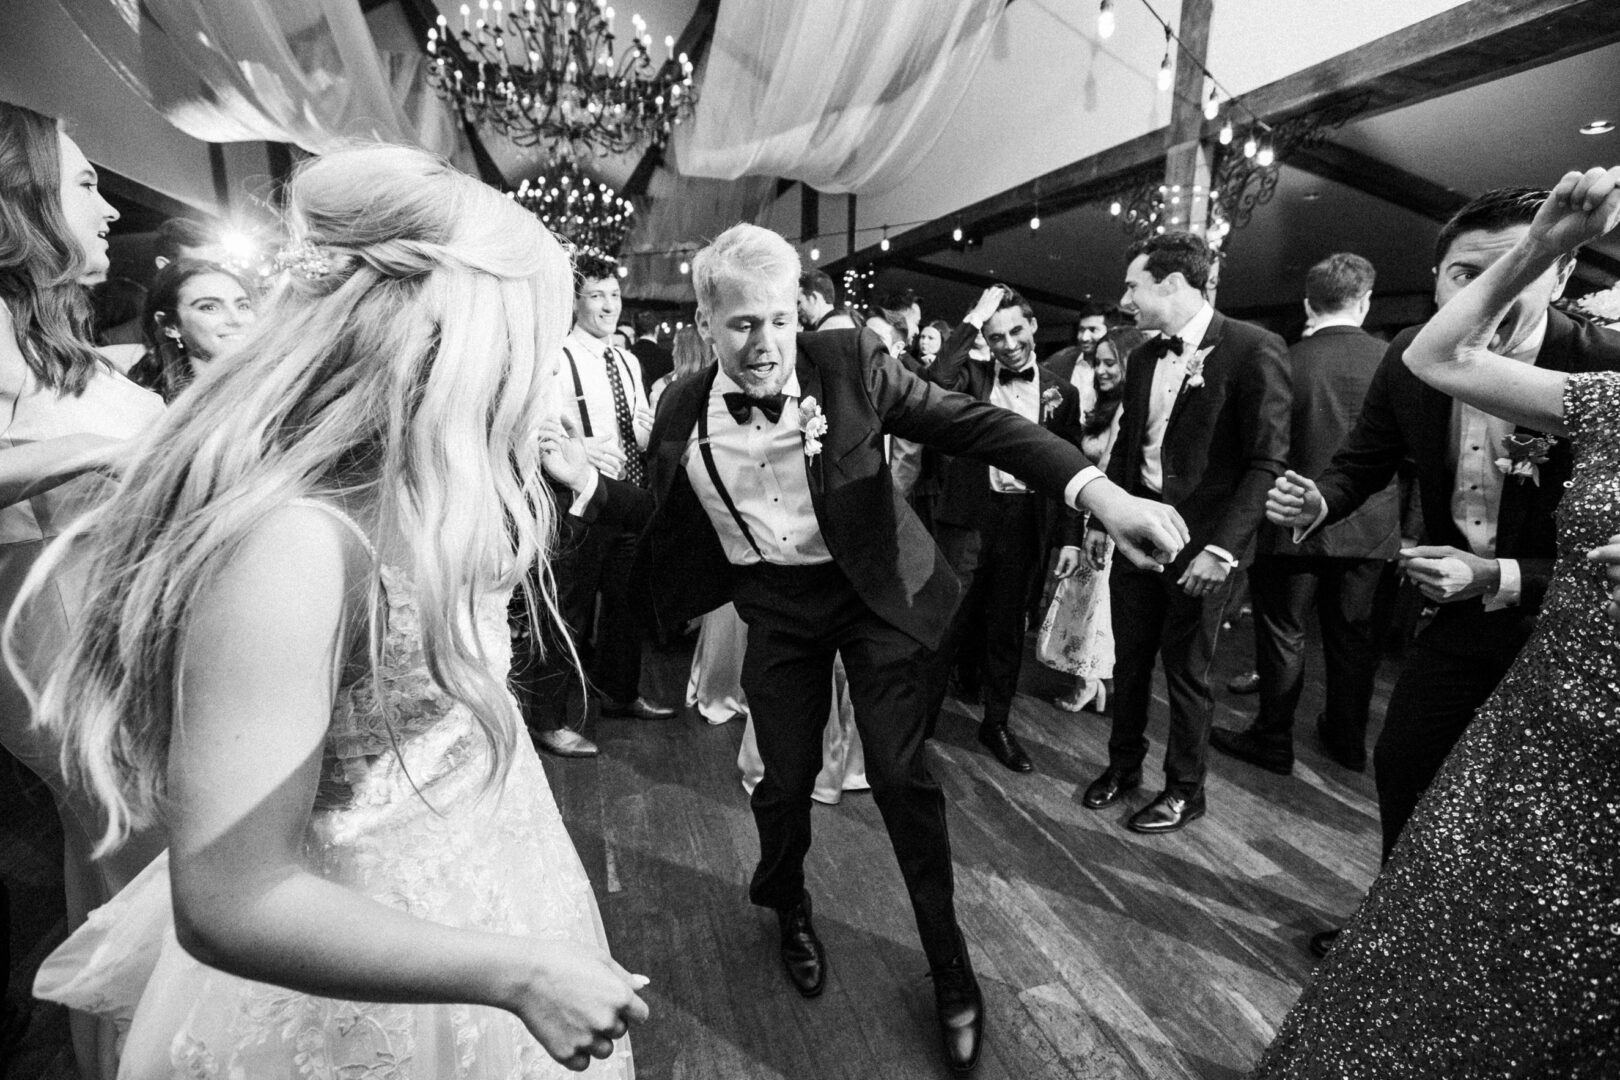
[561,346,593,437]
[696,404,766,561]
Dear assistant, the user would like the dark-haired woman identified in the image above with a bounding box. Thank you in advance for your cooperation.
[127,257,256,401]
[0,100,165,1079]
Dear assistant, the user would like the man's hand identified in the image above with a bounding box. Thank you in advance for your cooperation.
[1399,545,1499,604]
[1054,545,1083,579]
[1528,165,1620,258]
[1080,480,1189,572]
[1266,470,1325,529]
[964,285,1005,329]
[1586,533,1620,623]
[583,434,626,479]
[539,415,595,494]
[1177,550,1231,599]
[1083,529,1111,571]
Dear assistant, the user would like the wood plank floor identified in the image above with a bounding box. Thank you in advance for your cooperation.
[3,602,1394,1080]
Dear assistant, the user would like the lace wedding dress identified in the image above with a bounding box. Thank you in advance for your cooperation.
[35,502,634,1080]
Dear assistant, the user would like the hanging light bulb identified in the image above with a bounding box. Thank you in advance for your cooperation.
[1109,200,1122,216]
[809,246,821,262]
[952,224,964,243]
[1030,211,1041,231]
[1219,119,1234,145]
[679,259,690,275]
[1243,135,1258,159]
[1256,143,1275,167]
[1203,85,1220,121]
[1097,0,1115,39]
[1157,28,1173,93]
[879,226,890,252]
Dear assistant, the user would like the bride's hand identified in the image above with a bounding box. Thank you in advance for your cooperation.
[1529,166,1620,257]
[538,415,595,494]
[507,940,650,1071]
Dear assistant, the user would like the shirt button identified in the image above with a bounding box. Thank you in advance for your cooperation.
[1472,445,1480,451]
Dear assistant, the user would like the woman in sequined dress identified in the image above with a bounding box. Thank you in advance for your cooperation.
[1251,168,1620,1076]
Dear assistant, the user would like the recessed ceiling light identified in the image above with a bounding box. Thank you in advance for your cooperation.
[1580,119,1615,135]
[1302,191,1321,202]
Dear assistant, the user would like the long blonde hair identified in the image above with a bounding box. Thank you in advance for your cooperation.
[6,143,575,854]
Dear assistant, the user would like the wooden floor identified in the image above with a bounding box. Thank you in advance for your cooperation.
[3,603,1393,1080]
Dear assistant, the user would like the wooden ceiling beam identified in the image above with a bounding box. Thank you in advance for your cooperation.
[856,0,1620,271]
[621,0,720,199]
[1285,139,1469,222]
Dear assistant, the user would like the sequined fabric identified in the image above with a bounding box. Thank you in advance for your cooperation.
[1251,372,1620,1077]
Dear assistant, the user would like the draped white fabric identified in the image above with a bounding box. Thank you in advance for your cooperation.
[677,0,1006,196]
[54,0,471,168]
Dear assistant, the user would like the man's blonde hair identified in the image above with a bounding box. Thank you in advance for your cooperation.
[691,223,801,317]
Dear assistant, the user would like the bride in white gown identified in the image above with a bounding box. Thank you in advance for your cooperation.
[9,144,645,1078]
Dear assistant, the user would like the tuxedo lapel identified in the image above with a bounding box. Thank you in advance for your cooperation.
[796,351,826,500]
[653,365,719,496]
[1165,314,1224,436]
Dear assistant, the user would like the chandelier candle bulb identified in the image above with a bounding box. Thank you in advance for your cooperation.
[1256,144,1274,167]
[1243,136,1257,158]
[1219,120,1233,145]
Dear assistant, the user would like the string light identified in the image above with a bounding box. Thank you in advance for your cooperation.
[879,226,890,252]
[679,259,690,274]
[1243,135,1258,159]
[1157,28,1173,93]
[1203,85,1220,121]
[809,246,821,261]
[952,224,964,243]
[1097,0,1116,39]
[1109,200,1122,216]
[1219,120,1234,145]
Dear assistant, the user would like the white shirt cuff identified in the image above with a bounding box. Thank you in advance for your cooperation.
[1292,499,1331,544]
[567,468,600,517]
[1485,558,1522,611]
[1064,465,1106,511]
[1203,545,1238,568]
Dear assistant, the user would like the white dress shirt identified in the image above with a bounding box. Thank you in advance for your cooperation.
[561,326,654,453]
[1140,302,1215,495]
[683,368,832,566]
[988,360,1040,493]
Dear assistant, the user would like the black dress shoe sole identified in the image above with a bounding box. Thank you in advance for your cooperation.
[1126,803,1206,834]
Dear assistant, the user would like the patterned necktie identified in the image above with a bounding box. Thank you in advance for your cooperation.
[603,349,646,486]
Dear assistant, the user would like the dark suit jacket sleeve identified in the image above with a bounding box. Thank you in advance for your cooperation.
[1314,343,1410,526]
[569,472,655,532]
[855,333,1091,502]
[1211,326,1292,557]
[924,322,981,389]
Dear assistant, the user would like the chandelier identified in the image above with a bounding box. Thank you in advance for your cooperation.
[510,157,635,257]
[425,0,697,159]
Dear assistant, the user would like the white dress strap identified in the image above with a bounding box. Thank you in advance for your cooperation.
[287,498,377,561]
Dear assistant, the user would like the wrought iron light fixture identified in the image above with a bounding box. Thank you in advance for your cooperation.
[426,0,697,160]
[510,157,635,257]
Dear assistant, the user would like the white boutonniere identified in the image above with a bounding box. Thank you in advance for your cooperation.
[799,396,828,459]
[1040,385,1062,422]
[1184,346,1213,389]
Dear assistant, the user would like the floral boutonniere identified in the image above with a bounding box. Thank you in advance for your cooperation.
[799,395,828,459]
[1184,346,1213,390]
[1040,385,1062,422]
[1495,433,1557,484]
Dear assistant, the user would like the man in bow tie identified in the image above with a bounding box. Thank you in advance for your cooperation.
[611,223,1187,1073]
[1081,230,1291,834]
[924,284,1085,773]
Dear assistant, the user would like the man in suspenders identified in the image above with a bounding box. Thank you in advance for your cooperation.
[514,254,674,758]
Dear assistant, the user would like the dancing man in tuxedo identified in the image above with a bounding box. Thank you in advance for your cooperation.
[619,223,1187,1072]
[924,284,1085,773]
[1212,253,1399,775]
[1265,187,1620,957]
[1082,230,1291,834]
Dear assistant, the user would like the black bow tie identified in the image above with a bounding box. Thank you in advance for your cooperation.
[724,391,786,425]
[1143,335,1186,360]
[996,365,1036,384]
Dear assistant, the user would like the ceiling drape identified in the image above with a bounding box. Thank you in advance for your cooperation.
[676,0,1006,196]
[55,0,471,169]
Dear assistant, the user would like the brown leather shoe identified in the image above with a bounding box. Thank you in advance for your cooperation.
[777,893,827,998]
[1081,768,1141,810]
[1126,789,1206,834]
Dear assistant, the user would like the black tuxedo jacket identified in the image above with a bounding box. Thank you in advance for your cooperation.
[1315,307,1620,629]
[630,338,673,397]
[1106,310,1291,571]
[926,327,1085,548]
[630,328,1091,649]
[1259,325,1400,559]
[1042,344,1085,384]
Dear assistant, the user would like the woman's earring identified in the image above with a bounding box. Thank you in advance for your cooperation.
[163,326,185,350]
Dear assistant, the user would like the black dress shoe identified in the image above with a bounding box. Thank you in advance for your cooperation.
[777,893,827,997]
[932,950,984,1073]
[1081,768,1140,810]
[1308,928,1340,959]
[978,724,1033,773]
[1227,670,1261,695]
[1314,717,1367,772]
[1210,726,1293,774]
[1126,789,1206,834]
[599,696,678,721]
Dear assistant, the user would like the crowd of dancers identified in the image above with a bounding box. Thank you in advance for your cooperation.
[1,89,1618,1078]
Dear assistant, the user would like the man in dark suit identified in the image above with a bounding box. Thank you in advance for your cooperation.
[1081,230,1292,834]
[1265,186,1620,955]
[1042,298,1117,389]
[627,309,673,397]
[626,223,1188,1072]
[1212,254,1397,775]
[925,285,1085,773]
